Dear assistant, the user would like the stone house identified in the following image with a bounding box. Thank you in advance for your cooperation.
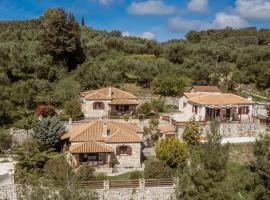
[176,86,255,122]
[61,120,143,171]
[81,86,139,118]
[158,124,176,139]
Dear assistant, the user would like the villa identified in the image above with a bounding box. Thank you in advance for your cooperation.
[81,86,139,118]
[61,120,143,172]
[176,86,255,122]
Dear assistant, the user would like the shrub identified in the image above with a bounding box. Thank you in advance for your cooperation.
[74,164,96,181]
[155,138,189,168]
[43,154,73,186]
[150,97,165,112]
[137,101,152,115]
[32,116,65,150]
[182,117,201,146]
[36,105,55,117]
[63,100,83,119]
[13,139,49,183]
[0,129,12,153]
[144,158,172,179]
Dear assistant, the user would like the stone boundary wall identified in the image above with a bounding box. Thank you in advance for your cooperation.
[0,185,175,200]
[96,187,175,200]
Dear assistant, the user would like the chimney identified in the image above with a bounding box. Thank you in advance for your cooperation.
[108,85,112,98]
[102,121,109,138]
[248,96,252,101]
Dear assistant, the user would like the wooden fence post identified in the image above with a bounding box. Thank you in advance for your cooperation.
[173,177,179,188]
[104,180,110,190]
[139,178,145,189]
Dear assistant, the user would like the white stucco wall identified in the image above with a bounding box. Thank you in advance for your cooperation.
[82,99,111,118]
[179,96,203,121]
[108,143,142,168]
[178,96,254,122]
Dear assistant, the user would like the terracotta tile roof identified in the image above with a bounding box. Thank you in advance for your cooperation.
[69,141,113,153]
[109,99,139,105]
[184,93,205,99]
[106,130,141,143]
[81,87,138,100]
[158,124,176,134]
[192,86,220,93]
[62,120,142,143]
[185,93,255,105]
[61,121,104,142]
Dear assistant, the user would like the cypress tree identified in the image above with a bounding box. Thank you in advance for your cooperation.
[41,8,83,70]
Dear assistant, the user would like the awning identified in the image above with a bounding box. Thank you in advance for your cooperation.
[69,141,113,153]
[109,99,139,105]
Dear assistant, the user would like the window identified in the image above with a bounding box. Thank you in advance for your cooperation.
[93,102,105,110]
[192,105,198,114]
[116,146,132,155]
[116,105,129,112]
[183,102,187,108]
[238,107,250,114]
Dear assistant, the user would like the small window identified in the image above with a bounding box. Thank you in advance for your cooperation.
[93,102,105,110]
[193,105,198,114]
[183,102,187,108]
[116,146,132,155]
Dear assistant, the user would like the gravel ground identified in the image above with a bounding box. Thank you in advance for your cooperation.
[0,157,15,187]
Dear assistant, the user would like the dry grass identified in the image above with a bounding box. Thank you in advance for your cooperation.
[119,83,154,97]
[228,143,254,164]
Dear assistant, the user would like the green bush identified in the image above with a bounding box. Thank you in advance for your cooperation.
[144,158,172,179]
[63,100,83,119]
[155,137,189,168]
[0,129,12,153]
[137,101,152,115]
[150,97,165,112]
[74,164,96,182]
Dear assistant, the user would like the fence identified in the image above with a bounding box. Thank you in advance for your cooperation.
[77,178,175,190]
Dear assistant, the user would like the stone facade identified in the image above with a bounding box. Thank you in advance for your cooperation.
[96,187,175,200]
[109,143,142,168]
[82,99,111,118]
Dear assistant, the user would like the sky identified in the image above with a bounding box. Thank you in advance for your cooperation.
[0,0,270,41]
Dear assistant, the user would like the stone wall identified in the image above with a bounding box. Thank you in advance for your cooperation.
[96,187,175,200]
[108,143,142,168]
[82,100,111,118]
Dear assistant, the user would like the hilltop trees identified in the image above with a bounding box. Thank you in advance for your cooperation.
[41,8,83,70]
[152,75,189,96]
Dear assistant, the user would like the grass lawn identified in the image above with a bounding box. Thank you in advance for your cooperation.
[108,171,144,180]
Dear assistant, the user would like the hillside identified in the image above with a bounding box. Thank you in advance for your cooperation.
[0,9,270,127]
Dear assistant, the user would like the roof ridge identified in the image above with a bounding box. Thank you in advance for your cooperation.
[105,130,120,142]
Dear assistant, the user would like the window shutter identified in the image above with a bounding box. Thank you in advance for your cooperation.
[246,107,250,114]
[116,146,120,155]
[127,146,132,155]
[238,108,241,114]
